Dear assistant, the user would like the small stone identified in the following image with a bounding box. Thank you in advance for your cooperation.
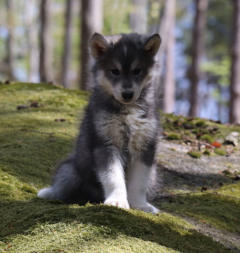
[224,132,239,146]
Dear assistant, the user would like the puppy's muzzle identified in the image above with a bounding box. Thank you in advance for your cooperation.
[121,91,134,102]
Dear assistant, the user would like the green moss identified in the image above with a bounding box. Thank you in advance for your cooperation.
[167,133,181,140]
[21,184,37,194]
[203,149,211,156]
[200,134,214,143]
[183,121,195,129]
[223,169,231,175]
[187,151,202,159]
[159,186,240,234]
[214,148,227,156]
[161,113,240,148]
[0,83,238,253]
[194,120,208,128]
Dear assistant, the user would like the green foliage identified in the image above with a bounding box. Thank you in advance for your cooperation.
[103,0,131,34]
[206,0,233,59]
[202,58,230,87]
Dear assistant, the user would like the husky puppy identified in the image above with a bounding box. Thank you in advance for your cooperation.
[38,33,161,213]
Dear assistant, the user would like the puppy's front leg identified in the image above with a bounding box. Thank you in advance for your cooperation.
[127,160,159,214]
[96,149,129,209]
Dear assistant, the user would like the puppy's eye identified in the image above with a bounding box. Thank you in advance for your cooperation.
[132,68,142,76]
[110,69,120,76]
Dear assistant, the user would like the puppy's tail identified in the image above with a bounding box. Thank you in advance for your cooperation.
[37,156,76,202]
[37,187,55,200]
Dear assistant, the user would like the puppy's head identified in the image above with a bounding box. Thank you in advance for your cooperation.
[90,33,161,104]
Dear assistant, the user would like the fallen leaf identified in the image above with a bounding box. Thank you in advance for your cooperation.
[211,141,222,148]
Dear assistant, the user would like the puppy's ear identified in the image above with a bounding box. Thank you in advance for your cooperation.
[90,33,109,59]
[144,34,161,56]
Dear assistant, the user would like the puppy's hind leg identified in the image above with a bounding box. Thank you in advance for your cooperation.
[38,157,78,202]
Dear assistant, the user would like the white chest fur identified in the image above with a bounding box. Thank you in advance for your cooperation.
[96,107,157,154]
[126,107,157,153]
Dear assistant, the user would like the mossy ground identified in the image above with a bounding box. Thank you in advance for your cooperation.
[0,83,239,252]
[162,113,240,158]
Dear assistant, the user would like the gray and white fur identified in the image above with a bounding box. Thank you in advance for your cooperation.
[38,33,161,213]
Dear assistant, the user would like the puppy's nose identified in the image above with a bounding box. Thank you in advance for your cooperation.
[122,91,134,101]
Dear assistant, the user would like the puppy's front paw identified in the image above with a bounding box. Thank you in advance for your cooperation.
[104,197,130,209]
[131,202,159,214]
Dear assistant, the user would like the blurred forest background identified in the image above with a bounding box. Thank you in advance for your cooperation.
[0,0,240,124]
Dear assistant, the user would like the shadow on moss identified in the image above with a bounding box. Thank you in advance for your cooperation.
[0,126,75,186]
[0,200,231,253]
[158,192,240,234]
[160,166,233,191]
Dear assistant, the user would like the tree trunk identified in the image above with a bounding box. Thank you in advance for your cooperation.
[188,0,208,117]
[80,0,103,90]
[25,0,39,82]
[5,0,15,80]
[230,0,240,124]
[163,0,176,113]
[154,0,175,109]
[62,0,74,88]
[39,0,53,83]
[130,0,148,33]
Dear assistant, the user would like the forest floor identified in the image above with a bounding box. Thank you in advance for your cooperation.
[0,82,240,253]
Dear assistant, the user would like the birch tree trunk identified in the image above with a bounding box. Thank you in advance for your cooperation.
[230,0,240,124]
[5,0,15,80]
[163,0,176,113]
[188,0,208,117]
[62,0,74,88]
[80,0,103,90]
[39,0,53,83]
[130,0,148,33]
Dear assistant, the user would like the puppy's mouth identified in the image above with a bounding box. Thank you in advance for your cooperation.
[116,91,136,104]
[112,89,143,105]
